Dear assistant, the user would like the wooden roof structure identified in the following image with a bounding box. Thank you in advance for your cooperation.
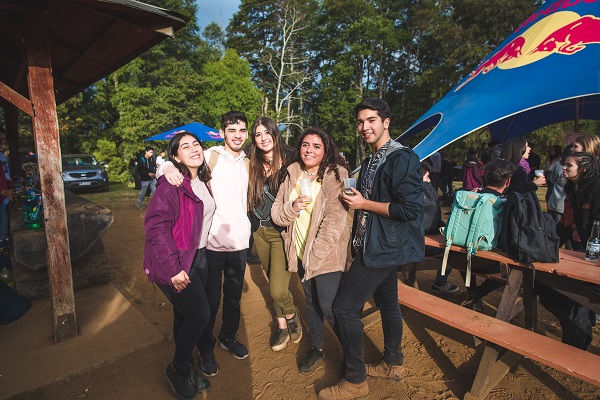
[0,0,188,341]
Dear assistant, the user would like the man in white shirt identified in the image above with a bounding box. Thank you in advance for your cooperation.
[160,111,251,377]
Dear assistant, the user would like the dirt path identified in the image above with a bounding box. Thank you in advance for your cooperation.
[13,202,599,400]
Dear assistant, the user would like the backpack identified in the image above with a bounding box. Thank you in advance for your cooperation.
[441,190,504,286]
[498,191,559,264]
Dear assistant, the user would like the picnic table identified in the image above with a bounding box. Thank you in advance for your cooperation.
[394,234,600,399]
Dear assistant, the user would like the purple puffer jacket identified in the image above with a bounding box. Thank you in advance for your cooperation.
[143,175,206,286]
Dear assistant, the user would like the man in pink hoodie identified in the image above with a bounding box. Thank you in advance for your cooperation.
[159,111,251,377]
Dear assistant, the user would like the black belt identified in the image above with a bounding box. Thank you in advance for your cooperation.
[259,220,273,228]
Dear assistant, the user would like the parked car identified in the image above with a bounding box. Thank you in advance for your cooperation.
[61,154,109,192]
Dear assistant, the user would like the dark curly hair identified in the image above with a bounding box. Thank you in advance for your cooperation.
[564,151,600,190]
[167,132,211,182]
[293,127,347,183]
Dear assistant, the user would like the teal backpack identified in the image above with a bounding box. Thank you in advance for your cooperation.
[441,190,504,286]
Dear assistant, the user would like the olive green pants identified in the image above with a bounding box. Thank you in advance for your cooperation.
[253,226,296,318]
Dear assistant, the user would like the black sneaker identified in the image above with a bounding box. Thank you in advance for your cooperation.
[163,362,196,400]
[299,346,323,373]
[199,352,219,377]
[431,282,459,295]
[271,328,290,352]
[219,337,249,359]
[286,314,302,344]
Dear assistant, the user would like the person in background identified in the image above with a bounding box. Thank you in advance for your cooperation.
[246,117,301,352]
[557,135,600,251]
[272,127,349,374]
[545,144,563,204]
[0,128,14,237]
[136,146,157,209]
[156,150,166,168]
[498,137,545,193]
[161,111,251,376]
[462,148,484,191]
[319,98,424,400]
[455,158,515,312]
[536,151,600,350]
[526,142,541,174]
[547,145,571,225]
[143,132,214,399]
[428,150,441,192]
[421,161,459,296]
[439,151,456,200]
[481,140,500,164]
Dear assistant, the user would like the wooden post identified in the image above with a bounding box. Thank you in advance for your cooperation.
[23,11,77,341]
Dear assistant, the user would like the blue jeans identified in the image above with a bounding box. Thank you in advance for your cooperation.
[200,249,247,353]
[158,249,210,368]
[333,254,404,384]
[137,179,156,206]
[298,260,342,350]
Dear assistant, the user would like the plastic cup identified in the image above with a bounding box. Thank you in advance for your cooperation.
[343,177,357,196]
[299,178,312,202]
[535,169,544,177]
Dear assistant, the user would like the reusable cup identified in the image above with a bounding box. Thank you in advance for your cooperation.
[343,177,357,196]
[299,178,312,202]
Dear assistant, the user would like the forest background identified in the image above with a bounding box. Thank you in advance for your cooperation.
[6,0,600,183]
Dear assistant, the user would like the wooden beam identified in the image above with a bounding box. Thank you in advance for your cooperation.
[23,10,77,342]
[0,80,33,116]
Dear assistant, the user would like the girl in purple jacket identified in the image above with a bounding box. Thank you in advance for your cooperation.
[143,132,215,400]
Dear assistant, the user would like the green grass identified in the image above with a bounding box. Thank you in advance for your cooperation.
[78,183,140,208]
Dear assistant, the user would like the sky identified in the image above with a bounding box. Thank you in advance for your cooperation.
[195,0,241,31]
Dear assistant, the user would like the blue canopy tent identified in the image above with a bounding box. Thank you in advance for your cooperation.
[400,1,600,160]
[146,122,223,142]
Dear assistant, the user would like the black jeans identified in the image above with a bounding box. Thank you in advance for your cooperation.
[333,254,404,384]
[201,249,247,353]
[298,260,342,350]
[158,249,210,369]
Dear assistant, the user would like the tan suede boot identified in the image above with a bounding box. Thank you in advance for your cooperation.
[317,379,369,400]
[365,359,404,382]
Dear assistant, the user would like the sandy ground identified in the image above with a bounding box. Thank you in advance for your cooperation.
[10,202,600,400]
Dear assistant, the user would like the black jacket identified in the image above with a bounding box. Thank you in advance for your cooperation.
[352,141,424,268]
[137,155,156,181]
[569,177,600,245]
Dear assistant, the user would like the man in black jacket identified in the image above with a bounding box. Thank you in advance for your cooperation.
[318,98,424,400]
[136,146,156,209]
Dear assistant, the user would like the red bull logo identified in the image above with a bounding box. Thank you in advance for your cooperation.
[528,15,600,55]
[455,11,600,92]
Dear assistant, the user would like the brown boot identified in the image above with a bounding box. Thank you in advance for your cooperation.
[317,379,369,400]
[365,359,404,382]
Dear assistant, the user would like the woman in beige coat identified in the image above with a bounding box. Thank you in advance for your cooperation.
[271,127,350,374]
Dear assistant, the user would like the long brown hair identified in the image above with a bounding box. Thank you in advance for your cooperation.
[247,117,291,209]
[293,127,347,183]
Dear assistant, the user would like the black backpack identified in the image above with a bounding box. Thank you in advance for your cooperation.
[498,191,559,263]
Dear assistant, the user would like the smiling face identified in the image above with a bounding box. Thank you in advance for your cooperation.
[562,156,580,181]
[300,134,325,173]
[173,134,204,175]
[221,120,248,156]
[356,109,390,152]
[254,123,274,157]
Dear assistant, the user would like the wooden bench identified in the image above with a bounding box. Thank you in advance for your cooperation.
[397,283,600,388]
[391,234,600,398]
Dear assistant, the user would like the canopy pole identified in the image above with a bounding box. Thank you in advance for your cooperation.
[24,11,77,342]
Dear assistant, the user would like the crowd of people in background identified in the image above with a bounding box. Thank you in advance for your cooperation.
[139,97,599,400]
